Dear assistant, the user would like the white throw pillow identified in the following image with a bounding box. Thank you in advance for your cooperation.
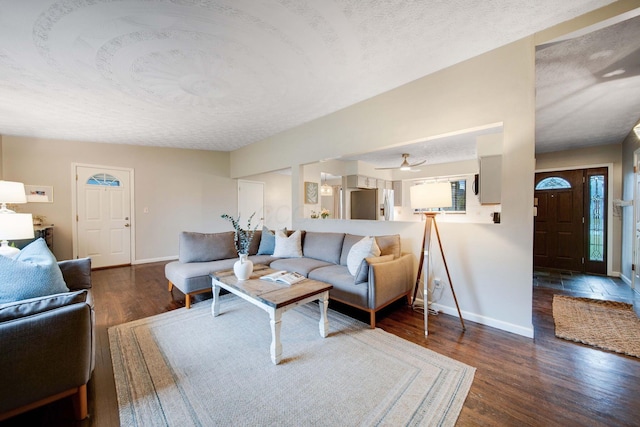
[347,236,381,276]
[273,229,303,258]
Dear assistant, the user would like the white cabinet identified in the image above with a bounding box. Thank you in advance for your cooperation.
[479,155,502,204]
[346,175,377,189]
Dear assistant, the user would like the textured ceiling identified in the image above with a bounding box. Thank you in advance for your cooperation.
[0,0,618,156]
[535,12,640,153]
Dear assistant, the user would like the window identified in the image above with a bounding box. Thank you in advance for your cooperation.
[87,173,121,187]
[535,177,571,190]
[588,175,605,262]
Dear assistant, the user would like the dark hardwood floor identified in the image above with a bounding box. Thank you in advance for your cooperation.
[2,262,639,426]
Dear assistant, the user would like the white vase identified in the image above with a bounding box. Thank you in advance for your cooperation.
[234,254,253,280]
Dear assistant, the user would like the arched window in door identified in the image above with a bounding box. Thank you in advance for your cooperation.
[535,177,571,190]
[87,173,121,187]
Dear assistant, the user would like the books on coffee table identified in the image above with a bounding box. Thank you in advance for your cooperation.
[260,270,306,286]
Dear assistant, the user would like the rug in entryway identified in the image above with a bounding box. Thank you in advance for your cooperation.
[552,294,640,358]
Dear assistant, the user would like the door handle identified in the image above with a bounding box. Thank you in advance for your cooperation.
[125,224,130,228]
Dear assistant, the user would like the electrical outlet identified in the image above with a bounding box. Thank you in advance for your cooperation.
[434,278,443,289]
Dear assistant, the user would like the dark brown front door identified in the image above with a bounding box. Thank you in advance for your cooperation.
[534,170,584,271]
[534,168,608,274]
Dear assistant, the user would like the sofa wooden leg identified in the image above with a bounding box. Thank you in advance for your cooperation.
[185,294,191,309]
[369,311,376,329]
[72,384,88,420]
[168,281,174,292]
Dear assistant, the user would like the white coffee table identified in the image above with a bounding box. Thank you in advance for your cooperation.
[210,265,333,365]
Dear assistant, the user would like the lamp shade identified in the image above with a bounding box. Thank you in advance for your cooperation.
[0,213,34,240]
[410,182,452,210]
[0,181,27,204]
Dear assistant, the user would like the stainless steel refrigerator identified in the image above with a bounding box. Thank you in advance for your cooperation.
[350,189,378,220]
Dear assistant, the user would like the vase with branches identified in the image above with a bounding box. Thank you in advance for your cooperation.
[221,212,258,280]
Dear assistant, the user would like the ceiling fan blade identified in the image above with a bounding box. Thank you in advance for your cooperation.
[409,160,426,167]
[374,166,399,170]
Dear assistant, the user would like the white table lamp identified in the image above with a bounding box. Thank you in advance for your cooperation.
[0,180,34,257]
[410,182,465,334]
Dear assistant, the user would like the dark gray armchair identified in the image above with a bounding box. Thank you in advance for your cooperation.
[0,258,94,421]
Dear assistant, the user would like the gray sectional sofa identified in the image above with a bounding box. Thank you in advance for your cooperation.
[165,229,414,327]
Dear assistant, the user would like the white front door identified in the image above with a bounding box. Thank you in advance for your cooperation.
[76,166,132,268]
[238,180,264,229]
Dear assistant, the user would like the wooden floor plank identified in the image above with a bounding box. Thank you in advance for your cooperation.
[1,262,639,426]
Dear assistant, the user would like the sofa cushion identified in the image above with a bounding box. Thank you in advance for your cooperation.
[273,229,302,258]
[179,231,236,263]
[248,229,262,255]
[354,254,395,283]
[166,258,237,293]
[309,264,369,308]
[257,227,276,255]
[375,234,401,259]
[58,258,92,290]
[269,257,333,277]
[0,238,69,304]
[0,290,88,322]
[340,234,365,265]
[346,236,381,276]
[302,232,345,264]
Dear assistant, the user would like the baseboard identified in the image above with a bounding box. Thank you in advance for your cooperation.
[419,298,534,338]
[619,272,632,286]
[132,255,178,265]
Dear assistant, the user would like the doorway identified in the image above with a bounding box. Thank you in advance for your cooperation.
[534,167,608,275]
[73,164,134,268]
[238,180,264,228]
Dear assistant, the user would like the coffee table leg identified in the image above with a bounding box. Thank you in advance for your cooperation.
[211,284,220,317]
[270,309,283,364]
[319,291,329,338]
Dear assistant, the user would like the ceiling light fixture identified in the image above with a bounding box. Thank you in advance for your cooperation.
[634,124,640,139]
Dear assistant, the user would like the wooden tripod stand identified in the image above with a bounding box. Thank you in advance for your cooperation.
[411,212,465,335]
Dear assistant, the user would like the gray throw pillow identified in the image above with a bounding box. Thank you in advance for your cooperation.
[58,258,92,290]
[179,231,236,263]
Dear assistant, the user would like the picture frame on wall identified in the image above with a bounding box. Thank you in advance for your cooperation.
[304,182,318,204]
[25,185,53,203]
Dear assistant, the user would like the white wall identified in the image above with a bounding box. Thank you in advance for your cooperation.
[242,171,293,230]
[622,127,640,283]
[230,38,538,338]
[2,136,236,262]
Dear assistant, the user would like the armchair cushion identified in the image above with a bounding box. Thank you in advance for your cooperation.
[0,290,88,322]
[0,238,68,304]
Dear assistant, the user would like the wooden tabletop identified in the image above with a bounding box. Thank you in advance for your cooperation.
[210,265,333,309]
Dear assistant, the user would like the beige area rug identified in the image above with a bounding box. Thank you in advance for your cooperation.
[553,295,640,358]
[109,295,475,426]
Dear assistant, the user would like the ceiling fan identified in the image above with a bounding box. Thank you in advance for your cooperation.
[375,153,425,171]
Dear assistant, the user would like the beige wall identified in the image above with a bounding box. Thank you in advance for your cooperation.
[1,136,236,262]
[231,37,538,337]
[536,144,623,274]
